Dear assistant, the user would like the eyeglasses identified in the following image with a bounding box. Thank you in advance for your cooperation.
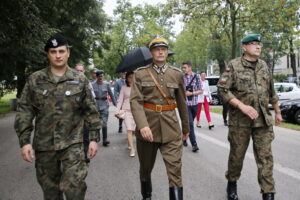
[247,41,263,47]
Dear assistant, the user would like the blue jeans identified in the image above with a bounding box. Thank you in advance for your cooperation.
[188,105,198,146]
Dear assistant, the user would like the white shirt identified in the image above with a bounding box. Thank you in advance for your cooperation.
[197,79,212,103]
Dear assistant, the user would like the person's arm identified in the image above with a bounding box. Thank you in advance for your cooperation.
[14,79,35,163]
[130,71,153,142]
[268,74,282,125]
[82,78,102,141]
[116,86,125,112]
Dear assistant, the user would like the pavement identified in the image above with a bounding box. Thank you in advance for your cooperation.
[0,106,300,200]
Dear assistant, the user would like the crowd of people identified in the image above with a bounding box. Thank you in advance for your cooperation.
[14,33,281,200]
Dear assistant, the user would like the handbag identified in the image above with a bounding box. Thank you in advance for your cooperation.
[115,110,125,119]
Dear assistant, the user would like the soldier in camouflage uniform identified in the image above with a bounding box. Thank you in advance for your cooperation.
[92,70,117,146]
[217,34,282,200]
[130,36,189,200]
[14,34,102,200]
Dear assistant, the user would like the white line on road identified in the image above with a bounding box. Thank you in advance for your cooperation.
[197,132,300,181]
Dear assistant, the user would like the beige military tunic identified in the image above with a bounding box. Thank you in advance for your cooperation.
[130,63,189,142]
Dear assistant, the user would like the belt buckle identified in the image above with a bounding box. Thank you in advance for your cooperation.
[155,105,163,112]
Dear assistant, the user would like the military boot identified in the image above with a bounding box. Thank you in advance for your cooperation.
[169,187,183,200]
[102,127,110,146]
[141,181,152,200]
[227,181,238,200]
[262,193,274,200]
[118,119,123,133]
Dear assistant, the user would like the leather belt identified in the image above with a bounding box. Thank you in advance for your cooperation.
[144,103,177,112]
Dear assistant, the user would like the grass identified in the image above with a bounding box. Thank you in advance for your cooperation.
[210,106,300,131]
[0,91,17,114]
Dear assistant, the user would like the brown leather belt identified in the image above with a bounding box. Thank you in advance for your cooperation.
[144,103,177,112]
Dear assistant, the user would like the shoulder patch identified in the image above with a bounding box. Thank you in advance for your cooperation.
[225,66,230,72]
[169,66,182,72]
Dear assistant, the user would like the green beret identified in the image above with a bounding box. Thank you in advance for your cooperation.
[241,34,262,43]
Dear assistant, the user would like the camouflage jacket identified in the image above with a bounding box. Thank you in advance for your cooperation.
[14,67,102,151]
[217,57,278,127]
[130,63,189,143]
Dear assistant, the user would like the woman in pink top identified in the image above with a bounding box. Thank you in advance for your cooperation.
[116,72,136,157]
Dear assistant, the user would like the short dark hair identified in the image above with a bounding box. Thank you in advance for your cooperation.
[200,71,206,75]
[182,61,192,67]
[125,71,134,87]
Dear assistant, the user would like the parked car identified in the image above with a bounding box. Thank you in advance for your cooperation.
[280,99,300,124]
[274,83,300,102]
[206,76,219,93]
[283,77,299,85]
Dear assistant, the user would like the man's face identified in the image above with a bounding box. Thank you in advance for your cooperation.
[47,46,70,68]
[120,73,126,79]
[150,46,168,63]
[243,41,262,57]
[97,74,103,81]
[182,64,192,74]
[75,65,85,74]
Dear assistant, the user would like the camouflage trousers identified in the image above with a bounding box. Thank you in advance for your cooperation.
[226,126,275,193]
[35,143,88,200]
[137,137,183,187]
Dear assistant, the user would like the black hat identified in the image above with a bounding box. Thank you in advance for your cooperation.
[44,34,69,52]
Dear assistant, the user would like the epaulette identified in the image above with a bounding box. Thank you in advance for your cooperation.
[169,66,182,72]
[134,65,150,72]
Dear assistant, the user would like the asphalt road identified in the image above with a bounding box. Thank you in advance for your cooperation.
[0,106,300,200]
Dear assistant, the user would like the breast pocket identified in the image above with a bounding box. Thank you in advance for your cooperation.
[166,83,178,98]
[32,88,49,109]
[65,87,84,106]
[236,76,252,92]
[141,82,156,95]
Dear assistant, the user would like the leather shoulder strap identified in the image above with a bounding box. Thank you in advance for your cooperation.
[146,68,172,105]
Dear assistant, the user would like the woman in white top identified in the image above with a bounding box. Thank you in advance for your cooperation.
[196,71,214,129]
[116,72,136,156]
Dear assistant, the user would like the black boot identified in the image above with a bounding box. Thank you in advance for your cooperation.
[227,181,238,200]
[141,181,152,200]
[169,187,183,200]
[102,127,110,146]
[263,193,274,200]
[118,119,123,133]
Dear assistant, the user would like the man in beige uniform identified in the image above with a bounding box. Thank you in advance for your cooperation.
[130,36,189,200]
[217,34,282,200]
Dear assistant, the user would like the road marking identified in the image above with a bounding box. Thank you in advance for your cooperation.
[197,132,300,181]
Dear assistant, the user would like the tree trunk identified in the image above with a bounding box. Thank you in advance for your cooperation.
[228,1,237,59]
[289,38,297,77]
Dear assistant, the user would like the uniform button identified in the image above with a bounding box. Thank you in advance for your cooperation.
[160,99,163,102]
[161,79,163,81]
[161,85,163,88]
